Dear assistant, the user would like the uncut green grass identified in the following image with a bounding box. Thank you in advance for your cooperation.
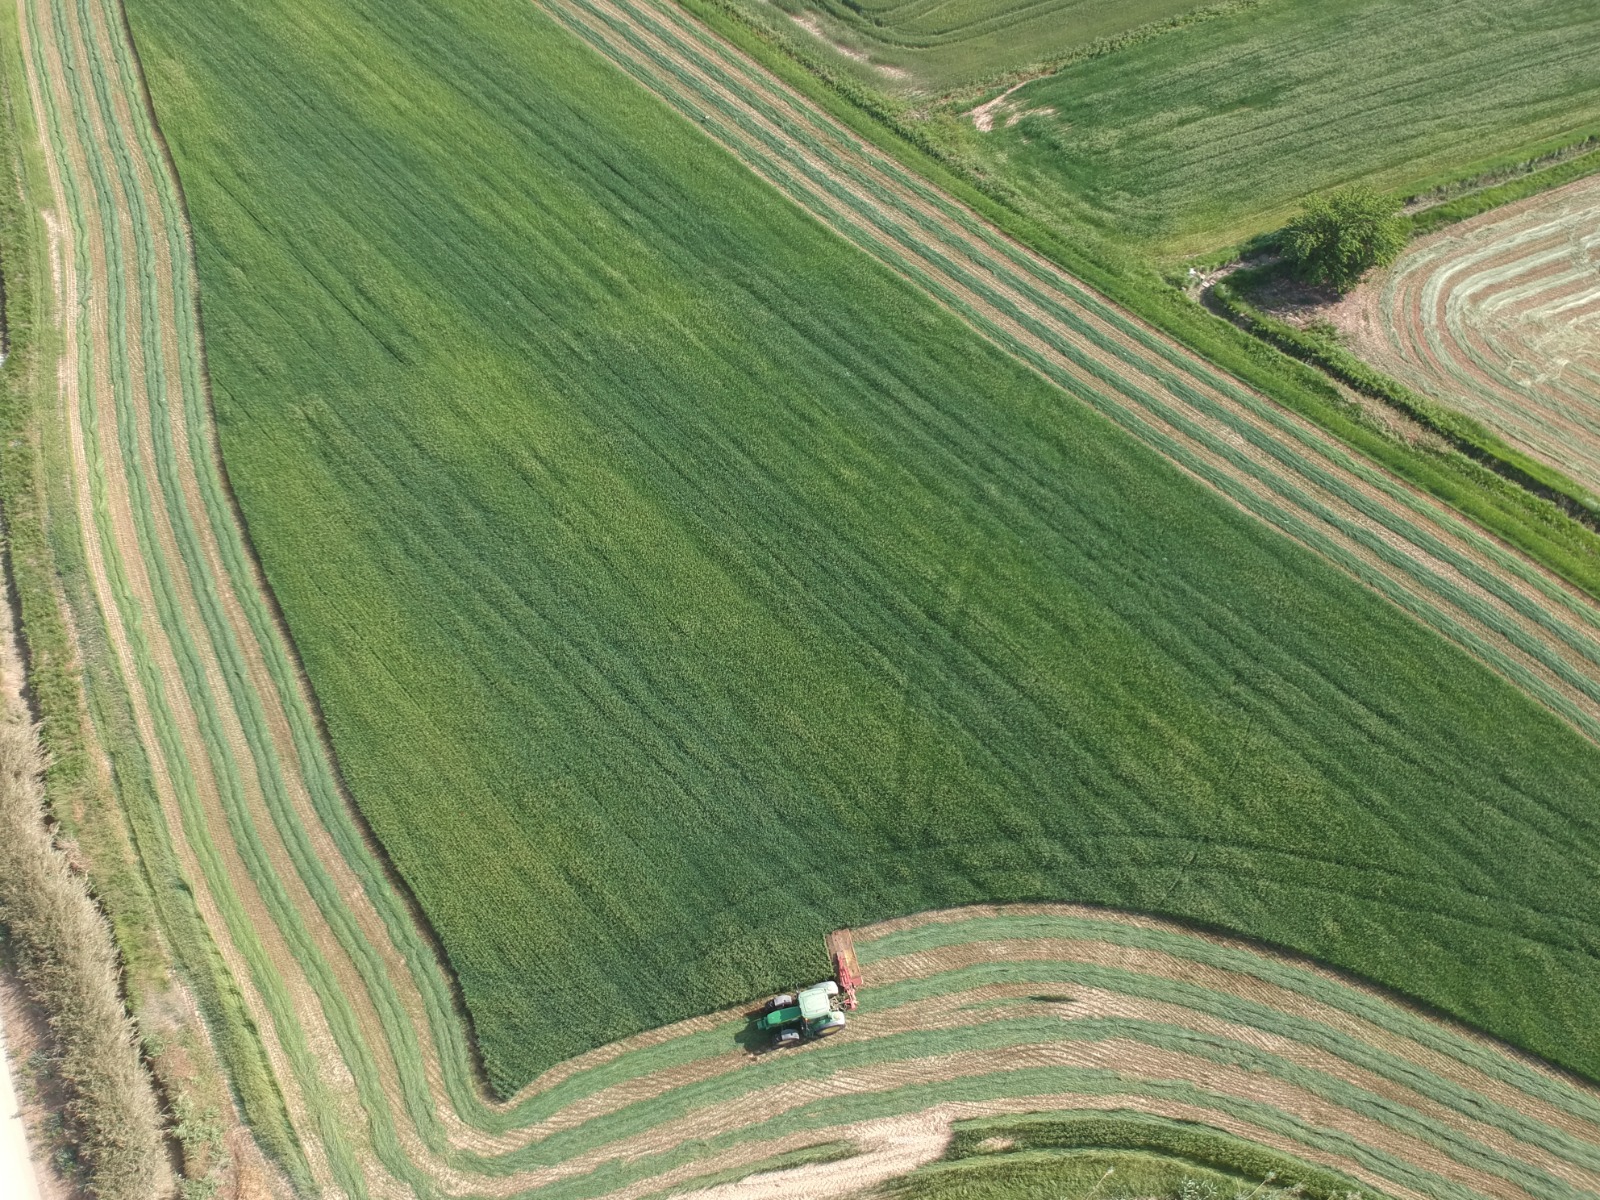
[125,0,1600,1094]
[973,0,1600,250]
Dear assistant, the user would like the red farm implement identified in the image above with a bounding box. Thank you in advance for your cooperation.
[826,929,863,1010]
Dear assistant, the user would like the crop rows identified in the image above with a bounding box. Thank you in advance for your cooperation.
[1353,177,1600,494]
[967,0,1600,249]
[540,0,1600,744]
[123,0,1600,1098]
[21,0,1600,1194]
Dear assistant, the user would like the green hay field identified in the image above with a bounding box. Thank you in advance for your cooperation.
[126,0,1600,1095]
[951,0,1600,251]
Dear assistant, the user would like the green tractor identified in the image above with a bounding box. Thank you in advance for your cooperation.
[755,981,848,1049]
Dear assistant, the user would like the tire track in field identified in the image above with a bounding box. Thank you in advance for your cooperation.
[1348,175,1600,495]
[20,0,1600,1196]
[538,0,1600,745]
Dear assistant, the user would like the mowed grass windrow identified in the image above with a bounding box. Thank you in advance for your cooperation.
[127,0,1600,1094]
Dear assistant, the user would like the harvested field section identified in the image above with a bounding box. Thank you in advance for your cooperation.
[1345,176,1600,494]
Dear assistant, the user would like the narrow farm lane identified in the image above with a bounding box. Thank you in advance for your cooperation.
[0,1008,43,1200]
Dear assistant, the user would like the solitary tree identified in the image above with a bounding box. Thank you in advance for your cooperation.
[1281,185,1406,292]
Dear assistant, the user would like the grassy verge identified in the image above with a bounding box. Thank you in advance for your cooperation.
[681,0,1600,606]
[1407,140,1600,236]
[0,723,169,1197]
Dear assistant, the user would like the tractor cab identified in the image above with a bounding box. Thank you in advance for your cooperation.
[797,981,838,1022]
[757,980,846,1048]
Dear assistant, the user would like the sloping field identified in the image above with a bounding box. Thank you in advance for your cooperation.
[1344,176,1600,495]
[23,0,1600,1190]
[109,0,1600,1095]
[965,0,1600,249]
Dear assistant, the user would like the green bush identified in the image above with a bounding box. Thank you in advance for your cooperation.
[1281,186,1406,292]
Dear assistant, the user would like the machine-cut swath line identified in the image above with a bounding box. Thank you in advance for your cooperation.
[1358,178,1600,496]
[536,0,1600,747]
[19,0,1600,1194]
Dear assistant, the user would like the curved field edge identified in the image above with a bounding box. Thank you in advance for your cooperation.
[21,0,1600,1195]
[1348,176,1600,497]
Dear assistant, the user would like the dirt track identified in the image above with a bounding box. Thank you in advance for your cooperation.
[15,0,1600,1196]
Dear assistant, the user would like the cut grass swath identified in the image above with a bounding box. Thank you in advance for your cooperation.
[1354,176,1600,495]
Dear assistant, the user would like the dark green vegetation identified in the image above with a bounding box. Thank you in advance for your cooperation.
[126,0,1600,1094]
[923,1113,1389,1200]
[1281,187,1406,293]
[953,0,1600,252]
[766,0,1204,93]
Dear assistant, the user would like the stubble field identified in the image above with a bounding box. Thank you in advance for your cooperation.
[1342,175,1600,494]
